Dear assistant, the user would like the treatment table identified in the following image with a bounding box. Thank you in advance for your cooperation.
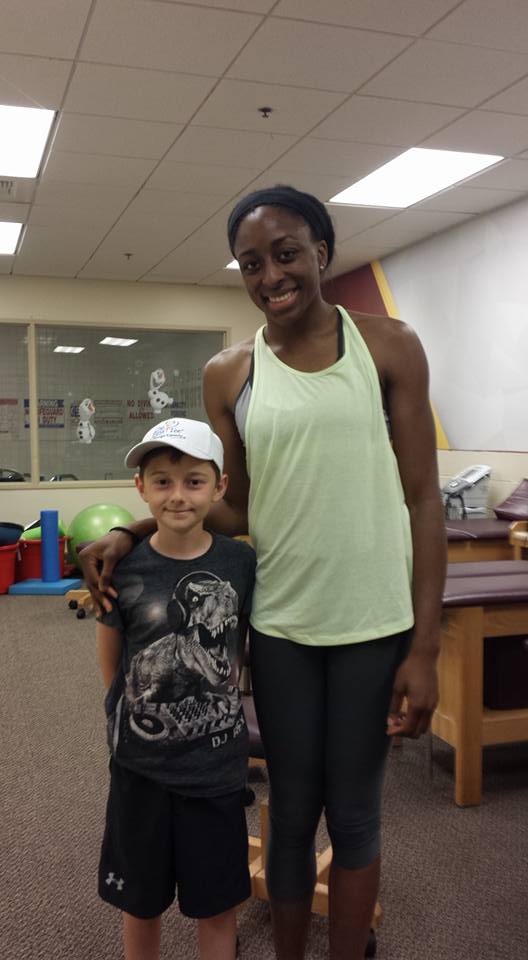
[446,518,513,562]
[434,560,528,806]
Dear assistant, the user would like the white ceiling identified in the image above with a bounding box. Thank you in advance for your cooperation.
[2,0,528,286]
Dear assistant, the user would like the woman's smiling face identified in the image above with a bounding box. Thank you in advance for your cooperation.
[233,205,328,326]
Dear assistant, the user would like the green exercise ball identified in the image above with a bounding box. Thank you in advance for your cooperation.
[67,503,135,562]
[22,519,67,540]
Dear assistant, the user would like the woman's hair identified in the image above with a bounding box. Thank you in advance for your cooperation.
[227,184,335,265]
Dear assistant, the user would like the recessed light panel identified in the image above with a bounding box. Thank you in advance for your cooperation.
[99,337,138,347]
[0,221,23,254]
[54,346,85,354]
[0,104,55,178]
[225,260,240,270]
[330,148,503,208]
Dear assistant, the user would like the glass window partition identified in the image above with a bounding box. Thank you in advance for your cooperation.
[35,326,224,481]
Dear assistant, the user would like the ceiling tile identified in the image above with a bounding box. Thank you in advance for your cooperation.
[34,181,135,210]
[244,170,355,200]
[28,202,123,232]
[14,223,104,277]
[155,0,275,10]
[483,76,528,116]
[191,80,347,136]
[326,203,394,243]
[464,157,528,190]
[64,63,216,123]
[414,185,523,214]
[360,40,528,107]
[53,114,183,160]
[227,19,412,91]
[0,257,15,275]
[271,139,399,179]
[147,161,261,196]
[0,0,91,58]
[326,204,397,242]
[273,0,461,35]
[164,127,297,168]
[0,203,30,222]
[427,0,528,55]
[146,214,231,280]
[0,54,71,110]
[422,110,528,156]
[41,151,157,189]
[310,95,464,146]
[128,190,228,219]
[81,0,261,75]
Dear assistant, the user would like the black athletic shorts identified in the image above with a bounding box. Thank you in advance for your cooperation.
[98,761,251,919]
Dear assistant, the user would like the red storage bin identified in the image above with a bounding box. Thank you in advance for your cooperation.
[15,537,67,581]
[0,543,19,593]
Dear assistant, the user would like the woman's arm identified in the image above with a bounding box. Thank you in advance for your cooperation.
[96,622,123,690]
[78,518,156,613]
[383,322,447,738]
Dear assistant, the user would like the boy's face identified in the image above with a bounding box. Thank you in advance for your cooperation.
[136,450,227,537]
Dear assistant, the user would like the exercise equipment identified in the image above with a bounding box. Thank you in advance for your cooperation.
[67,503,135,562]
[0,543,19,593]
[22,517,67,539]
[8,510,82,596]
[0,522,24,545]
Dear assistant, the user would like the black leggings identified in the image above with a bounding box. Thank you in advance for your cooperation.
[249,627,410,901]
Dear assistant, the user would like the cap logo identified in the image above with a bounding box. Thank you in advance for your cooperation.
[150,421,187,441]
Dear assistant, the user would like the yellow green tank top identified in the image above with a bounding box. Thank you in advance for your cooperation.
[245,305,414,646]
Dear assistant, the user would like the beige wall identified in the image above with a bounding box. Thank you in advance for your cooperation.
[0,275,260,343]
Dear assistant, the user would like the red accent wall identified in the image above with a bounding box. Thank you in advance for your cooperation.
[323,264,388,317]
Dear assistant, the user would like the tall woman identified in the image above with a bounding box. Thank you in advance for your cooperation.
[82,186,446,960]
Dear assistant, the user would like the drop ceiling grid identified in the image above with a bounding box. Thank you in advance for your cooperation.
[1,0,528,280]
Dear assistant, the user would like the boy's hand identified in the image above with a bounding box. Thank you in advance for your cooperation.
[78,531,131,614]
[387,651,438,739]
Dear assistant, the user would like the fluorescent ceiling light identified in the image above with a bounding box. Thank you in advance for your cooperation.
[54,345,85,354]
[0,104,55,178]
[330,148,503,208]
[225,259,240,270]
[0,221,23,254]
[99,336,138,347]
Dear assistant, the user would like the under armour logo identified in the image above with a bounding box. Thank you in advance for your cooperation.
[105,872,125,891]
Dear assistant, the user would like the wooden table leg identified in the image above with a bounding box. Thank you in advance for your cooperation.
[443,607,484,806]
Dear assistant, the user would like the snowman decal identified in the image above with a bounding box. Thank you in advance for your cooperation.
[148,369,173,415]
[77,398,96,443]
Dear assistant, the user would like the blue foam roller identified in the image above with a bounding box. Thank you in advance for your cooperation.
[41,509,59,582]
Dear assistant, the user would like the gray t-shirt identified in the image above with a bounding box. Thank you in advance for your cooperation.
[100,533,256,796]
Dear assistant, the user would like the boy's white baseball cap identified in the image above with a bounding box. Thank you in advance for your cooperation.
[125,417,224,472]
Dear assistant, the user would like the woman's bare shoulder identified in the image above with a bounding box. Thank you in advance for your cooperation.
[349,311,424,381]
[203,337,255,410]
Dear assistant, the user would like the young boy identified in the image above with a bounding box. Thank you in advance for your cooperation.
[96,417,256,960]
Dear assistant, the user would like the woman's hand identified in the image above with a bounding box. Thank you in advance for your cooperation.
[78,530,132,614]
[387,651,439,739]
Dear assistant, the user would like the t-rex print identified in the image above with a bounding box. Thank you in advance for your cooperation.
[125,572,240,744]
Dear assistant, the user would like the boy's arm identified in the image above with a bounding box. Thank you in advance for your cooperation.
[96,621,123,690]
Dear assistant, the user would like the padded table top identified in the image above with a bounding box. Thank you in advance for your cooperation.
[443,563,528,607]
[447,560,528,578]
[445,519,511,541]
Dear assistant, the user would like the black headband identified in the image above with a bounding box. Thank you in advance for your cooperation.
[227,186,335,263]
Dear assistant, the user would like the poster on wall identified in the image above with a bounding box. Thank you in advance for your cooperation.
[24,398,65,428]
[0,398,19,438]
